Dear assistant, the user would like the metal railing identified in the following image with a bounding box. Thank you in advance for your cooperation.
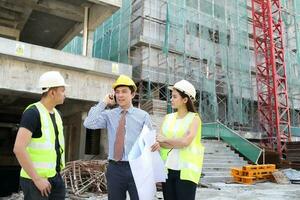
[202,121,263,164]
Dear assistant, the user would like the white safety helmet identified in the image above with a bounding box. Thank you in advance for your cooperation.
[38,71,69,92]
[168,80,196,100]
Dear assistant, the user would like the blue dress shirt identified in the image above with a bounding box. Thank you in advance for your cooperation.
[83,101,153,161]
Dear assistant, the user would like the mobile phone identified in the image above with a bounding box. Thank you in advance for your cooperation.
[107,94,117,108]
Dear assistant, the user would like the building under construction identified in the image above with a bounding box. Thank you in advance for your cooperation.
[63,0,300,183]
[65,0,300,131]
[66,1,300,140]
[1,0,300,197]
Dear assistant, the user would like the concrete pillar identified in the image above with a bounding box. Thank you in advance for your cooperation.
[87,30,94,57]
[82,6,89,56]
[82,6,95,57]
[99,129,108,159]
[79,112,87,159]
[64,112,85,161]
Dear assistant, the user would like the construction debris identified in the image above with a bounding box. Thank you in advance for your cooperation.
[61,160,108,196]
[1,192,23,200]
[286,142,300,170]
[281,168,300,184]
[272,171,290,184]
[231,164,276,184]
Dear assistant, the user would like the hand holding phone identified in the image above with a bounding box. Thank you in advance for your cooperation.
[104,93,116,106]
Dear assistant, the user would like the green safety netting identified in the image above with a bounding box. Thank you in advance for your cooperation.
[62,36,83,55]
[281,0,300,127]
[93,0,131,63]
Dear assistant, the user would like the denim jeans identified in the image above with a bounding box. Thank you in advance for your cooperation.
[20,173,65,200]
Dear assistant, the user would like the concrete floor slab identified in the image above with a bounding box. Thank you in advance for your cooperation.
[4,182,300,199]
[72,182,300,200]
[196,182,300,200]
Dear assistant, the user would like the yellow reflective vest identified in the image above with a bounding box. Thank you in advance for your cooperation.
[20,102,65,179]
[160,112,204,184]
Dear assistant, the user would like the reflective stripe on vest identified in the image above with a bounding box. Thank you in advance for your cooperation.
[33,162,56,169]
[28,142,54,150]
[160,112,204,184]
[20,102,65,179]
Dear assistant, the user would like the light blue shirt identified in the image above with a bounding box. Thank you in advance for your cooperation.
[83,101,153,161]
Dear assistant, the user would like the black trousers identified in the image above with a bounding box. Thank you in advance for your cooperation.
[106,160,139,200]
[20,173,65,200]
[162,169,197,200]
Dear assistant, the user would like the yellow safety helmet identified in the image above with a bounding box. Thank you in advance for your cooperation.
[112,75,137,91]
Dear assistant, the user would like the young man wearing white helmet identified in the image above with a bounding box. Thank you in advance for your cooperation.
[14,71,68,200]
[84,74,154,200]
[152,80,204,200]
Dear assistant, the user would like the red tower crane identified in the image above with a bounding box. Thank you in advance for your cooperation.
[251,0,291,159]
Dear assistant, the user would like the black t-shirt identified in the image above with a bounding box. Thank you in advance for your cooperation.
[19,105,62,173]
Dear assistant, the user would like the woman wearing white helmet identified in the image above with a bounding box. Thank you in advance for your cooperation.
[153,80,204,200]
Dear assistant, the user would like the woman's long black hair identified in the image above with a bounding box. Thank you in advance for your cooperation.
[175,89,197,113]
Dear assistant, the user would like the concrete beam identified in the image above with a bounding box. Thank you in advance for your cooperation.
[0,1,23,13]
[17,8,33,31]
[0,37,132,101]
[16,0,39,31]
[0,37,131,77]
[8,0,84,22]
[0,7,20,21]
[31,0,83,22]
[55,0,122,49]
[0,25,20,40]
[88,0,121,7]
[0,18,18,28]
[54,22,83,50]
[0,56,116,102]
[31,0,84,22]
[88,3,118,30]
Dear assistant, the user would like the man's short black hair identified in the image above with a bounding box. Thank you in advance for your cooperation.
[114,85,135,93]
[41,87,59,98]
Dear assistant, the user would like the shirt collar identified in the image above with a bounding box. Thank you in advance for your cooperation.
[117,105,134,114]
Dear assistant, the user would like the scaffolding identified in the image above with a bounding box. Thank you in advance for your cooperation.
[281,0,300,127]
[63,0,300,132]
[128,0,255,130]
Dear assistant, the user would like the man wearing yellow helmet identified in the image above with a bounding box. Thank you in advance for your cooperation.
[84,74,153,200]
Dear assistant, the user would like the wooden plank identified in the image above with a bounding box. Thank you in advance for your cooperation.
[272,171,290,184]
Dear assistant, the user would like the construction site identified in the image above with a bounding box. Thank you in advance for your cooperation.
[1,0,300,199]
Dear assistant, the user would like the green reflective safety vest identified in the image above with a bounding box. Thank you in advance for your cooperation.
[20,102,65,179]
[160,112,204,184]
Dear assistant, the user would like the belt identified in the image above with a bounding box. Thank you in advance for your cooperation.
[108,159,129,165]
